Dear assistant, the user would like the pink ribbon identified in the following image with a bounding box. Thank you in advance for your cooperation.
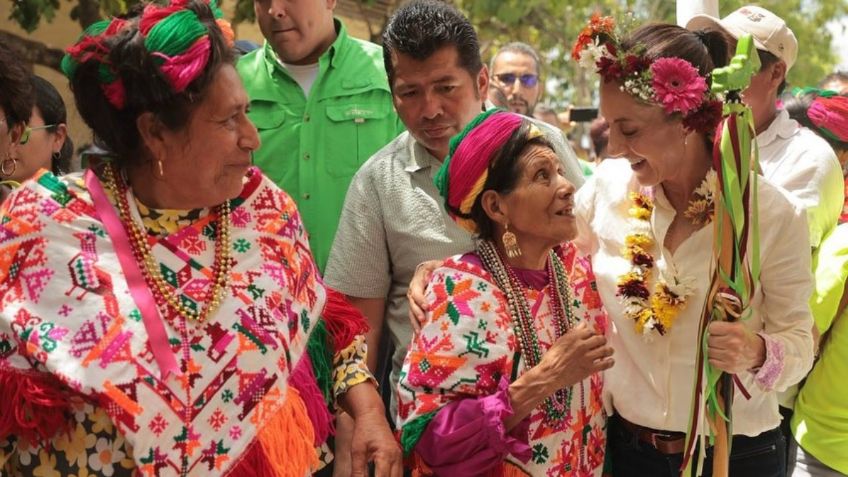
[85,169,180,380]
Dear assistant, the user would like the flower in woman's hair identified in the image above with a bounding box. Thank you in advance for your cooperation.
[650,58,707,115]
[623,54,651,76]
[682,99,724,134]
[597,56,623,81]
[578,37,609,70]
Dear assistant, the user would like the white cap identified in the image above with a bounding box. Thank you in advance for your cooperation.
[686,5,798,71]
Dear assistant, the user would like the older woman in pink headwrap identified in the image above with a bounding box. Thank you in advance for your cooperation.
[395,110,614,477]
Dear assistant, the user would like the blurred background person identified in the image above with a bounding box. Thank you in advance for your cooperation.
[0,44,34,203]
[820,71,848,95]
[18,75,73,176]
[488,42,542,116]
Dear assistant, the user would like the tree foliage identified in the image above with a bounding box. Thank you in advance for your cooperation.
[4,0,848,106]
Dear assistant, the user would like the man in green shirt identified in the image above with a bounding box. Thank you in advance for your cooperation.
[238,0,404,272]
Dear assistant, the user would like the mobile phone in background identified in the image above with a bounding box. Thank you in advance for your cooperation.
[568,107,599,122]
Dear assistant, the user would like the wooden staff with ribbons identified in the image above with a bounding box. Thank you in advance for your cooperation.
[681,34,762,477]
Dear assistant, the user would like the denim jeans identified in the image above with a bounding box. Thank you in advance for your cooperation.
[608,414,786,477]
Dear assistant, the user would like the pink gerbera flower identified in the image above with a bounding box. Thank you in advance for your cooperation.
[650,58,706,115]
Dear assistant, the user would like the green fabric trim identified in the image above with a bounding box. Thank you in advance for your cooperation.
[400,411,439,456]
[306,319,333,405]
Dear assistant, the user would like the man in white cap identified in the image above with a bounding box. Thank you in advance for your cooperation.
[687,5,843,250]
[688,6,844,476]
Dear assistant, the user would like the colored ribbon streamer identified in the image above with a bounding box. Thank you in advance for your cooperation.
[85,168,180,380]
[682,34,762,477]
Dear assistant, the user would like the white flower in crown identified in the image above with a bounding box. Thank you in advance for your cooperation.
[578,37,610,70]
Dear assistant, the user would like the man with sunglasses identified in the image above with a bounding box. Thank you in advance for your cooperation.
[488,42,542,116]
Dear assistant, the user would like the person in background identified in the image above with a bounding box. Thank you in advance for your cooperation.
[488,42,543,116]
[237,0,403,273]
[0,44,34,203]
[785,89,848,224]
[785,89,848,476]
[820,71,848,95]
[533,103,561,128]
[17,75,73,176]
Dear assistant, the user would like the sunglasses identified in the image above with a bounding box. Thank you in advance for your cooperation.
[494,73,539,87]
[20,124,57,145]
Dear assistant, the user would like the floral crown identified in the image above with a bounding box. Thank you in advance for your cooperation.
[572,14,723,134]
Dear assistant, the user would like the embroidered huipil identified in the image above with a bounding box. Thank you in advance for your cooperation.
[0,167,372,476]
[574,159,815,436]
[396,244,607,476]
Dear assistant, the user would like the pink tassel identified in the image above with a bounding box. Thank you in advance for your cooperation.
[288,354,334,445]
[153,37,211,93]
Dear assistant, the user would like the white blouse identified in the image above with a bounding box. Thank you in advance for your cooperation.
[574,159,815,436]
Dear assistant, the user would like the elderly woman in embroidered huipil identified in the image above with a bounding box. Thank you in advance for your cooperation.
[396,110,614,476]
[0,1,400,476]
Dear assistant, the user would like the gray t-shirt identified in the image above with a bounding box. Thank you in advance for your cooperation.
[324,123,585,417]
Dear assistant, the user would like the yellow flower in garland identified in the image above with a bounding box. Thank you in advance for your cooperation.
[617,182,706,336]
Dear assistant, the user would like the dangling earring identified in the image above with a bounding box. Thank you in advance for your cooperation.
[1,156,18,177]
[502,223,521,258]
[157,158,164,176]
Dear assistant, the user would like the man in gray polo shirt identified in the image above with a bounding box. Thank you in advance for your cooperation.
[324,0,585,424]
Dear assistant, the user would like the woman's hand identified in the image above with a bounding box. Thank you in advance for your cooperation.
[506,322,613,429]
[707,321,766,374]
[538,321,615,389]
[407,260,443,332]
[350,408,402,477]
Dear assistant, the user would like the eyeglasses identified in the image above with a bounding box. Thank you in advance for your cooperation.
[20,124,57,145]
[494,73,539,88]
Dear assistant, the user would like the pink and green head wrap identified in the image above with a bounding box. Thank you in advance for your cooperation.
[435,109,541,233]
[61,0,235,110]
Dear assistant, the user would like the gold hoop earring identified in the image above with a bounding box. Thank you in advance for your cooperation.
[502,223,521,258]
[1,157,17,177]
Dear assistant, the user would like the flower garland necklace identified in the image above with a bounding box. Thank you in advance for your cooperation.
[101,164,233,323]
[617,170,716,335]
[477,240,582,423]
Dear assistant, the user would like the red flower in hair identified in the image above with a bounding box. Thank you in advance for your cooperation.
[597,56,623,81]
[650,58,707,115]
[623,54,650,76]
[683,99,724,133]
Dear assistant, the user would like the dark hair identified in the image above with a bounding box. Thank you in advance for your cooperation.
[68,0,235,168]
[0,44,34,131]
[820,71,848,90]
[382,0,483,88]
[490,42,542,77]
[758,49,787,95]
[468,120,553,241]
[31,75,73,174]
[785,92,848,154]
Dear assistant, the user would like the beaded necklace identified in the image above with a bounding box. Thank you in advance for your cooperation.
[476,239,578,423]
[101,164,232,323]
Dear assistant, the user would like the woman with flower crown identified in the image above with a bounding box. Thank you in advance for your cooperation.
[396,109,615,476]
[571,19,814,477]
[0,1,401,475]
